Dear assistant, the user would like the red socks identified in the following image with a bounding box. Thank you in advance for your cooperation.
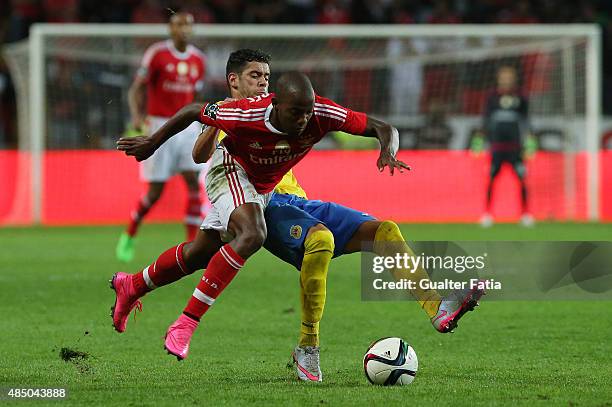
[126,195,152,237]
[132,242,191,296]
[130,243,245,324]
[185,191,202,241]
[183,244,244,321]
[128,190,203,240]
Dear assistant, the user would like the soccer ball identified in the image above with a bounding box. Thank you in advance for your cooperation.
[363,337,418,385]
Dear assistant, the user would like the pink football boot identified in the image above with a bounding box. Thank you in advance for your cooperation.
[164,314,199,360]
[109,272,143,333]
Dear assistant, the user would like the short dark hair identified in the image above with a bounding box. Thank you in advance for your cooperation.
[226,49,271,78]
[168,11,193,24]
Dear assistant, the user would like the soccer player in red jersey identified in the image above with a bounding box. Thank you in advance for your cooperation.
[116,12,207,262]
[114,72,406,356]
[114,73,483,368]
[194,52,483,382]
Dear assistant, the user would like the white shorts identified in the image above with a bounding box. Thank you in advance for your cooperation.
[139,116,207,182]
[201,147,273,239]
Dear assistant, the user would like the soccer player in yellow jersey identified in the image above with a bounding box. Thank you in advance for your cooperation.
[188,50,484,382]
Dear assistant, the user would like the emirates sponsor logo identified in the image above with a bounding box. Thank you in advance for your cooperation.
[249,150,307,165]
[162,80,195,93]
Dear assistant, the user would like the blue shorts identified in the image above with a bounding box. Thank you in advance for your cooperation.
[263,193,376,270]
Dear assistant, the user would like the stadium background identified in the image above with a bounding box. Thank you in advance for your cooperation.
[0,3,611,406]
[0,0,611,225]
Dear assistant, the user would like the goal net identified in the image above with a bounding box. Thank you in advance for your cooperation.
[3,24,601,224]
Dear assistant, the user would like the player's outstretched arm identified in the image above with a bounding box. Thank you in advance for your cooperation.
[362,116,411,175]
[117,103,203,161]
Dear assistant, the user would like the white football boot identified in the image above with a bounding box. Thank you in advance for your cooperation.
[292,346,322,382]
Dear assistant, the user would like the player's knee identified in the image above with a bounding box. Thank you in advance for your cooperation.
[184,177,200,192]
[186,182,199,193]
[304,226,335,255]
[147,187,163,203]
[235,227,266,256]
[302,228,333,288]
[375,220,403,242]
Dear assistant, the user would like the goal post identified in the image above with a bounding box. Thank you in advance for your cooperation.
[5,23,602,224]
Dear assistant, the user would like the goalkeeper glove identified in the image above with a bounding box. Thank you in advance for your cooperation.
[470,132,485,155]
[122,124,147,138]
[523,134,537,159]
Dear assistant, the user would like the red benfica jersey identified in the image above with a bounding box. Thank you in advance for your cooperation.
[199,93,368,194]
[137,40,206,118]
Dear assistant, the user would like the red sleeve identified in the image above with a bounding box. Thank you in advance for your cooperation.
[195,56,206,93]
[314,95,368,135]
[199,98,251,134]
[137,43,160,83]
[200,54,207,80]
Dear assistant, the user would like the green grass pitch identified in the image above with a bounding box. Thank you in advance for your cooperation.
[1,223,611,406]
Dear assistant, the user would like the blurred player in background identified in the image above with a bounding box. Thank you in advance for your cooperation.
[480,65,534,227]
[116,12,207,262]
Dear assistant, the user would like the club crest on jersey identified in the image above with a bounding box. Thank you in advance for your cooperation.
[274,140,291,155]
[500,95,518,109]
[190,64,199,79]
[177,61,189,76]
[204,103,219,119]
[298,134,316,148]
[290,225,303,240]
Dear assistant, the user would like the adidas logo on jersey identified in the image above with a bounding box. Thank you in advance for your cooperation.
[249,142,263,149]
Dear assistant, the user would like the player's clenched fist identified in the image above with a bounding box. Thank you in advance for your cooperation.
[116,135,157,161]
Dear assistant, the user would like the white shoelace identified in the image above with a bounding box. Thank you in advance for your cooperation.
[303,347,320,373]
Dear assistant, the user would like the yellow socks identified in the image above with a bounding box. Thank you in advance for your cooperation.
[297,221,440,347]
[373,221,442,318]
[298,229,334,348]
